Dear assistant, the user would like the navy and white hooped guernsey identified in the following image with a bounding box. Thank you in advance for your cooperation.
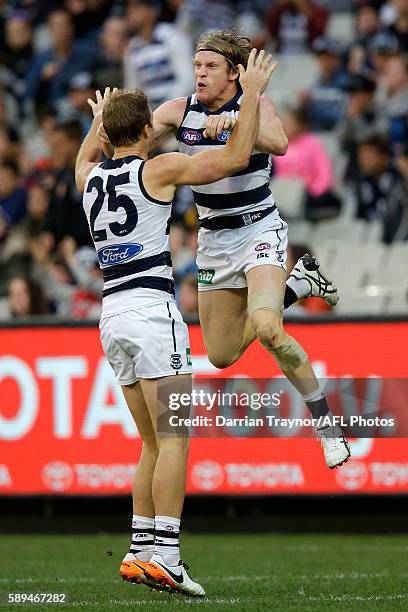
[176,88,275,221]
[82,155,174,310]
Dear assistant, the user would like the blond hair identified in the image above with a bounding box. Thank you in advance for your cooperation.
[195,29,251,69]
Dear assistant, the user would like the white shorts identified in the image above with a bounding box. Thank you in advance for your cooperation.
[197,210,288,291]
[99,299,193,384]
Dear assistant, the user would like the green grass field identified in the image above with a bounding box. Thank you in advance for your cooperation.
[1,533,408,611]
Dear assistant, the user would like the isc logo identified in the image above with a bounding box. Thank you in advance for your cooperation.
[182,130,202,143]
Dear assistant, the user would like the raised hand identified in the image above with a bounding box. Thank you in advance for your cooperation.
[87,86,118,118]
[238,49,278,96]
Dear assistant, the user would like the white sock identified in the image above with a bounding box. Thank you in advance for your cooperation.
[128,514,154,562]
[287,274,310,300]
[154,515,180,567]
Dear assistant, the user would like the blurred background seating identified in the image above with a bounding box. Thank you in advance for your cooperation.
[0,0,406,322]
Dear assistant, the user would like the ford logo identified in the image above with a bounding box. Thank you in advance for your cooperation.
[97,243,143,266]
[217,130,231,142]
[182,130,202,143]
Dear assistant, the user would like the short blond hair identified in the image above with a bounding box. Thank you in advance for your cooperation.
[102,89,152,147]
[195,29,251,69]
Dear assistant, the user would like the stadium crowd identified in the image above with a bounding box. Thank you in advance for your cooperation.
[0,0,407,320]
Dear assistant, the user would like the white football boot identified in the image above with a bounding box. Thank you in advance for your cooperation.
[145,554,205,597]
[290,253,339,306]
[318,424,351,469]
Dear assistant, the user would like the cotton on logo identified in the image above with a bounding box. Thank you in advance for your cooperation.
[335,460,368,491]
[42,461,73,491]
[191,461,223,491]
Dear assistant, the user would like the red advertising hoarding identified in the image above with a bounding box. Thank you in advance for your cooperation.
[0,322,407,495]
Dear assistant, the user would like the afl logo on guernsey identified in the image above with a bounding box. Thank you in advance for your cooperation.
[217,130,231,142]
[97,243,143,266]
[182,130,202,143]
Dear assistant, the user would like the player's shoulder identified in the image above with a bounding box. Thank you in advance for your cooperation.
[154,96,189,125]
[145,152,184,175]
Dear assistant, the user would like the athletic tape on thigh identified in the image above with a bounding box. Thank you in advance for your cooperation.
[247,289,283,317]
[271,336,308,371]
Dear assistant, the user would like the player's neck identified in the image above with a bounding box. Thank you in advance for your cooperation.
[205,84,239,112]
[113,144,148,160]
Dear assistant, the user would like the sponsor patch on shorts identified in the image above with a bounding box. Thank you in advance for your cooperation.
[186,347,192,366]
[197,269,215,285]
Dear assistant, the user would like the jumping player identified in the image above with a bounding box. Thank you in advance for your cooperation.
[138,30,349,469]
[75,51,276,597]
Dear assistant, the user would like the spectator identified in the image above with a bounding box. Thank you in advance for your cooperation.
[64,0,114,42]
[178,273,198,322]
[7,276,49,317]
[124,0,193,109]
[25,10,99,111]
[0,180,50,274]
[0,123,21,165]
[0,12,33,116]
[265,0,327,55]
[354,134,400,223]
[0,161,27,241]
[21,181,51,238]
[380,55,408,152]
[29,236,102,318]
[47,120,92,247]
[299,37,347,131]
[94,16,130,90]
[274,106,341,220]
[384,141,408,241]
[0,85,19,129]
[300,37,348,131]
[338,73,388,184]
[22,106,57,166]
[177,0,260,40]
[383,0,408,52]
[59,239,102,319]
[367,30,400,79]
[347,5,380,74]
[60,72,95,138]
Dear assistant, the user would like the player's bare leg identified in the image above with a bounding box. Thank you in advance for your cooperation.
[119,381,158,583]
[141,376,205,597]
[139,377,189,518]
[198,287,256,368]
[246,265,350,469]
[247,265,350,468]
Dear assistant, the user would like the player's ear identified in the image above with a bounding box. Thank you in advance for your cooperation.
[228,65,240,81]
[142,124,150,140]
